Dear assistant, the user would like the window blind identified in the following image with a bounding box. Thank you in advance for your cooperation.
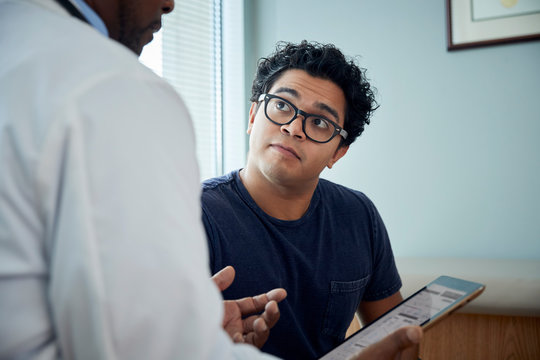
[140,0,222,181]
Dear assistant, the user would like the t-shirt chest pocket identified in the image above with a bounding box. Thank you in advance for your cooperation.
[322,275,370,339]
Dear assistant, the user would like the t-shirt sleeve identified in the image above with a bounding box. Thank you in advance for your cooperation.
[360,194,402,301]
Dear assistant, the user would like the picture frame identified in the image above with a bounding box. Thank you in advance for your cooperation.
[446,0,540,50]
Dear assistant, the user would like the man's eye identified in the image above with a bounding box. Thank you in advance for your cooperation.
[275,101,290,112]
[312,118,329,129]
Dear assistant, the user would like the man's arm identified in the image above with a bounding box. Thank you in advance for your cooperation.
[357,291,403,325]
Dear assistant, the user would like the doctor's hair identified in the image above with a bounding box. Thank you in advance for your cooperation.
[250,40,378,147]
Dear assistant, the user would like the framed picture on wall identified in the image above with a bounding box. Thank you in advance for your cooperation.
[446,0,540,50]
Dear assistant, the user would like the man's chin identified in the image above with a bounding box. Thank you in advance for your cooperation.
[131,41,145,56]
[117,36,145,56]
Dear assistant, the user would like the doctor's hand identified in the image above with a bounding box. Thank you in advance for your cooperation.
[350,326,422,360]
[212,266,287,349]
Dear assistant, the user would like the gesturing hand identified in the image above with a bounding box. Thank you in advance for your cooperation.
[212,266,287,348]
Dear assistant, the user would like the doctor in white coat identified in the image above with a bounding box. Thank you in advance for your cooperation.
[0,0,421,359]
[0,0,286,358]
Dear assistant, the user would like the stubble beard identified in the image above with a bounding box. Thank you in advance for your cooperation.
[116,0,144,55]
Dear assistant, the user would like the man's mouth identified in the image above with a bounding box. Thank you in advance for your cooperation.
[271,144,301,160]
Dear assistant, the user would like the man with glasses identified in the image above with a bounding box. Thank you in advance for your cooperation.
[202,41,407,359]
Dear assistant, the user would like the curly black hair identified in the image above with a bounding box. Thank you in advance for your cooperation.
[250,40,378,147]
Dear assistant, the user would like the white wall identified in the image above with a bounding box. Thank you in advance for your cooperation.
[245,0,540,259]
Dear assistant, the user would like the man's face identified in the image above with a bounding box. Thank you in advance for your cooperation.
[246,69,349,188]
[91,0,174,55]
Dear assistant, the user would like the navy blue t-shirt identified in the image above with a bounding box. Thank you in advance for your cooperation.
[201,170,401,360]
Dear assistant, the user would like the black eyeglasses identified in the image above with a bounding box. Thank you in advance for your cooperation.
[258,94,348,143]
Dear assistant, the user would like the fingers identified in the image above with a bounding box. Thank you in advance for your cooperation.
[212,266,235,292]
[228,317,269,348]
[248,317,271,348]
[266,288,287,303]
[222,287,287,349]
[232,332,244,343]
[351,326,422,360]
[237,300,282,349]
[243,300,280,331]
[261,300,280,329]
[234,288,287,316]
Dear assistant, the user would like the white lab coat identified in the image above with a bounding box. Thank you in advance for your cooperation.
[0,0,276,359]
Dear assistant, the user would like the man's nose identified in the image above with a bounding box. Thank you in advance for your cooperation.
[280,117,306,140]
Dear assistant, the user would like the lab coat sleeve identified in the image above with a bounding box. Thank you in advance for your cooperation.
[39,72,278,359]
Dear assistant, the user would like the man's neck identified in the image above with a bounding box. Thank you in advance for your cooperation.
[239,166,318,221]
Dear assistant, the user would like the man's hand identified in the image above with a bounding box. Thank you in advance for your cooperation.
[212,266,287,348]
[350,326,422,360]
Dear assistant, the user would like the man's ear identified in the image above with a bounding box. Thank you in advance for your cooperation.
[247,102,258,134]
[327,144,349,169]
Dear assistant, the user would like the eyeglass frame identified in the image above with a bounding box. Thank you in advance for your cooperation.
[257,93,348,144]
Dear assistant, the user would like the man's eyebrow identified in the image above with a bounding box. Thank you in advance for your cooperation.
[316,103,340,123]
[273,87,299,98]
[273,87,340,122]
